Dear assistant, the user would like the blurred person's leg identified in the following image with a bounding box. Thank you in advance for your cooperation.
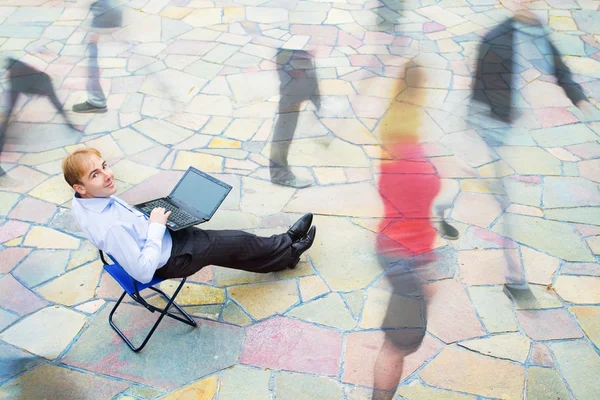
[73,34,107,113]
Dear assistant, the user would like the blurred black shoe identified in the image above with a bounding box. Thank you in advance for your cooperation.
[73,101,107,114]
[441,220,459,240]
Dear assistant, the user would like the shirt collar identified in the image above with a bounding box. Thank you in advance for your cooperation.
[72,193,114,214]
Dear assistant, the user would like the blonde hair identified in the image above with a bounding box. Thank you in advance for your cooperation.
[62,148,102,187]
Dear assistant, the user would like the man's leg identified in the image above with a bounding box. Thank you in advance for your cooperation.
[157,229,295,280]
[73,36,107,113]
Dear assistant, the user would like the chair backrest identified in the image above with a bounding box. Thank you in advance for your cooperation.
[100,251,164,295]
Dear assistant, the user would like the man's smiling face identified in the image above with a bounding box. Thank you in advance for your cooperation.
[73,154,117,198]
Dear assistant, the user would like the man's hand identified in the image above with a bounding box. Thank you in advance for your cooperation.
[149,207,171,225]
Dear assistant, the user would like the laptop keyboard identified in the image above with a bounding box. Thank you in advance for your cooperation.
[141,199,199,227]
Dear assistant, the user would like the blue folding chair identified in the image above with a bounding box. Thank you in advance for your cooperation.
[99,251,197,352]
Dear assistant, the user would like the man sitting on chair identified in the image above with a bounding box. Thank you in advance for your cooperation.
[62,148,317,284]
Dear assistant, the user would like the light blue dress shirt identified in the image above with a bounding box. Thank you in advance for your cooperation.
[71,194,173,284]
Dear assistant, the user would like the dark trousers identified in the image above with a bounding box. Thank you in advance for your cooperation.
[155,227,294,279]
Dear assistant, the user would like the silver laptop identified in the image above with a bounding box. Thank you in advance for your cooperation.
[134,167,232,231]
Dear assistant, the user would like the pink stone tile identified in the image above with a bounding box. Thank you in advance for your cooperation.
[0,220,30,243]
[338,31,362,48]
[534,107,579,128]
[529,343,553,367]
[342,331,442,390]
[506,204,543,217]
[240,316,343,376]
[460,226,517,250]
[424,22,446,33]
[304,45,332,58]
[260,60,278,70]
[449,60,471,76]
[0,248,32,274]
[188,266,214,283]
[575,224,600,237]
[243,66,261,73]
[364,32,394,45]
[392,36,412,47]
[425,279,486,344]
[546,147,580,161]
[516,309,583,340]
[45,63,73,77]
[218,66,241,75]
[97,271,124,299]
[0,152,22,163]
[309,35,336,46]
[119,171,185,205]
[0,274,47,315]
[349,95,389,119]
[458,249,521,285]
[566,142,600,159]
[349,55,381,67]
[9,197,57,223]
[578,159,600,183]
[290,25,338,37]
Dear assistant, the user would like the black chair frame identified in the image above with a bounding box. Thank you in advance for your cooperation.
[99,251,197,352]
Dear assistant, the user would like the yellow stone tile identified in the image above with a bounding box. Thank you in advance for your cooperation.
[173,151,223,172]
[159,6,192,19]
[24,226,80,249]
[477,160,514,178]
[110,159,158,185]
[161,375,218,400]
[396,380,476,400]
[363,145,393,159]
[208,137,242,149]
[276,259,314,279]
[159,281,226,305]
[67,241,99,270]
[3,236,22,246]
[19,148,67,166]
[28,175,74,204]
[299,275,330,302]
[201,117,231,135]
[549,16,577,31]
[314,167,346,185]
[460,179,504,194]
[223,7,245,23]
[319,79,356,95]
[228,280,299,319]
[65,144,87,154]
[36,261,103,306]
[587,236,600,255]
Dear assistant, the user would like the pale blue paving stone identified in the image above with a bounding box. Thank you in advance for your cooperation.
[161,18,193,42]
[546,0,579,9]
[573,10,600,34]
[0,25,44,38]
[478,129,535,146]
[545,207,600,225]
[0,342,43,384]
[549,340,600,399]
[0,308,19,333]
[491,213,595,261]
[12,250,69,288]
[62,303,244,389]
[546,33,586,57]
[274,372,344,400]
[3,123,80,153]
[48,208,84,238]
[8,7,63,23]
[543,177,600,208]
[532,124,598,148]
[562,162,579,176]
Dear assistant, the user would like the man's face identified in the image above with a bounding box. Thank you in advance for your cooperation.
[74,155,117,198]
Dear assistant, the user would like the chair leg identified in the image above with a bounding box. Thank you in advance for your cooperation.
[108,279,196,352]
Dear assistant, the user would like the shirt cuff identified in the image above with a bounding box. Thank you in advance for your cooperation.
[147,222,166,242]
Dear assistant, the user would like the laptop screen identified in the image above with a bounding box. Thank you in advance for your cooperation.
[170,168,232,218]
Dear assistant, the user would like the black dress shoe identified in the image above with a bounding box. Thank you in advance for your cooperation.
[290,226,316,268]
[287,213,313,242]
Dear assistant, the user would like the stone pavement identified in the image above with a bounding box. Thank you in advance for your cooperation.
[1,0,600,399]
